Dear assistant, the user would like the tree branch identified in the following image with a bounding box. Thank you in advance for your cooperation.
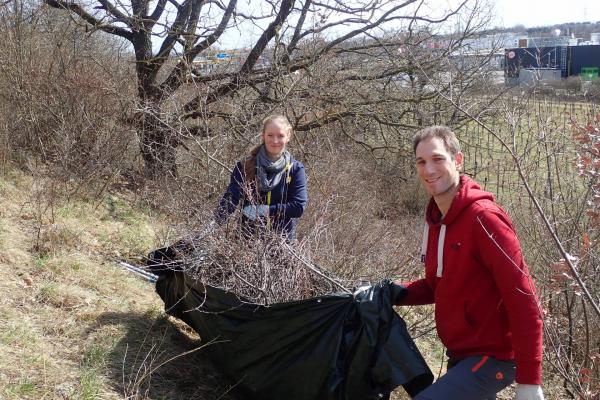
[146,0,168,30]
[182,0,294,113]
[96,0,131,25]
[157,0,238,96]
[44,0,134,40]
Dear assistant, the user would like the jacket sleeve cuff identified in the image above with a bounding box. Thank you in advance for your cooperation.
[515,360,542,385]
[391,282,408,305]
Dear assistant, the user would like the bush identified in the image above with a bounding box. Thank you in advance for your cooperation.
[0,5,137,185]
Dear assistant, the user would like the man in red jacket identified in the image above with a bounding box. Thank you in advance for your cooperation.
[395,126,544,400]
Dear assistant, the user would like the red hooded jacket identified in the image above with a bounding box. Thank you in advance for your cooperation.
[399,175,543,384]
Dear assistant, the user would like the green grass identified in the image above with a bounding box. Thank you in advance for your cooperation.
[83,341,112,370]
[103,195,151,226]
[4,379,39,398]
[34,254,51,269]
[0,320,38,348]
[78,369,102,400]
[37,282,60,304]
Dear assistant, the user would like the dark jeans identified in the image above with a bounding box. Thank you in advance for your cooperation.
[414,355,515,400]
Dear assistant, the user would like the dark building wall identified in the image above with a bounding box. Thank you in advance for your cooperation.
[569,45,600,76]
[505,45,600,79]
[504,46,568,77]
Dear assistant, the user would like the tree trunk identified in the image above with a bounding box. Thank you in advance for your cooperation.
[137,103,178,179]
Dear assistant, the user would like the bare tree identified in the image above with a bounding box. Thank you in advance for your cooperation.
[41,0,496,178]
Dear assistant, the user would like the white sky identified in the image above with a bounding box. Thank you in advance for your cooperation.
[216,0,600,49]
[493,0,600,28]
[162,0,600,50]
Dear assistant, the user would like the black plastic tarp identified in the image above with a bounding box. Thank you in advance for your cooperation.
[152,264,433,400]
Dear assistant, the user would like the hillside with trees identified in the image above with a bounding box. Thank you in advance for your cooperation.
[0,0,599,398]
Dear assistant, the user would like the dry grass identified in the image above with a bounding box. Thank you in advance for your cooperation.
[0,168,235,399]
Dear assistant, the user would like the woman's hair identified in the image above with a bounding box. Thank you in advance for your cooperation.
[261,114,293,135]
[412,125,460,157]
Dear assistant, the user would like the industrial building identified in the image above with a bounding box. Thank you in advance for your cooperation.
[191,49,271,75]
[503,36,600,86]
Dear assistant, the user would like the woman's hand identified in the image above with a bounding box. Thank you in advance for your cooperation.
[242,205,269,220]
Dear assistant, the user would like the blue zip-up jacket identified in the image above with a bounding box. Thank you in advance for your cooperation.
[215,156,308,238]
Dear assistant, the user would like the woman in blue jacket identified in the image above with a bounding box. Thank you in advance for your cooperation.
[215,115,308,239]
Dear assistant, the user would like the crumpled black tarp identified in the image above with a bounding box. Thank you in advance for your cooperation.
[150,250,433,400]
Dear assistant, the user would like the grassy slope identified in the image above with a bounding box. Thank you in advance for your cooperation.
[0,168,431,400]
[0,167,558,400]
[0,170,233,399]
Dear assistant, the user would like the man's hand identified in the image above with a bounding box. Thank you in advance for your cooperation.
[391,281,407,305]
[242,205,269,220]
[514,384,544,400]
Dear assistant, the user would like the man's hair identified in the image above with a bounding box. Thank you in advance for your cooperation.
[412,125,460,157]
[262,114,293,135]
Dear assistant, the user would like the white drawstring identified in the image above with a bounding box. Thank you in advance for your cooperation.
[421,222,446,278]
[437,225,446,277]
[421,224,429,263]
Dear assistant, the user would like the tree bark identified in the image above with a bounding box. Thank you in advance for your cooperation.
[137,102,178,179]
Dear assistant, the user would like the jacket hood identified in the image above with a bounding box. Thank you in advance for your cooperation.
[420,175,496,280]
[425,175,494,226]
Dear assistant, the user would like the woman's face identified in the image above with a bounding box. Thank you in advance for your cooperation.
[262,121,291,160]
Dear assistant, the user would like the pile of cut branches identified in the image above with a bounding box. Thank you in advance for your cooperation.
[169,225,350,305]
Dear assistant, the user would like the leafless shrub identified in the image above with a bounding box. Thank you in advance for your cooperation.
[0,2,136,193]
[174,226,346,305]
[584,80,600,100]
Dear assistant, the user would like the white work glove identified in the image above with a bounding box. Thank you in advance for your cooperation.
[353,281,372,297]
[242,204,269,220]
[514,384,544,400]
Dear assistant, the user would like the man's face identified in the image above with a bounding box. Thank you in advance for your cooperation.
[415,136,463,199]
